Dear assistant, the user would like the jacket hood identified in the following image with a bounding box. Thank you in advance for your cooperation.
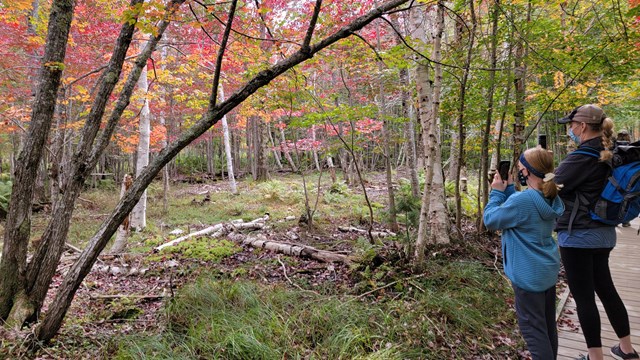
[529,190,565,221]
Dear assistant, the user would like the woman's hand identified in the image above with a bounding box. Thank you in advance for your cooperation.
[491,172,509,192]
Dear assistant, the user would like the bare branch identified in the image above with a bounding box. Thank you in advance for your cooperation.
[302,0,322,51]
[523,38,616,142]
[188,3,219,45]
[209,0,237,107]
[350,31,386,66]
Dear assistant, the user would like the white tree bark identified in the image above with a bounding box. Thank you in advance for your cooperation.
[220,85,237,194]
[110,174,132,253]
[311,125,320,171]
[413,5,434,258]
[267,122,284,170]
[489,117,504,173]
[130,58,150,230]
[415,1,449,260]
[426,2,448,245]
[280,127,298,172]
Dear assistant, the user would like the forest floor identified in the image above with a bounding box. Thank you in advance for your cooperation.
[0,171,570,359]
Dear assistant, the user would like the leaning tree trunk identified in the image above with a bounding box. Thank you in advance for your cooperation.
[280,126,298,172]
[0,0,75,325]
[33,0,412,343]
[267,122,284,170]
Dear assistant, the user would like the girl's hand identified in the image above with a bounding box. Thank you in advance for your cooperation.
[491,172,508,192]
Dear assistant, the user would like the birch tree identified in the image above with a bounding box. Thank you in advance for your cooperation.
[414,0,448,262]
[130,52,151,230]
[220,85,237,194]
[424,1,448,245]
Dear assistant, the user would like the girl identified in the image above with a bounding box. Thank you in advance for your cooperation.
[484,147,564,360]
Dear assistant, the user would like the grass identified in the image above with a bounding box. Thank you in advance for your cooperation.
[6,171,520,358]
[27,171,392,250]
[111,258,517,359]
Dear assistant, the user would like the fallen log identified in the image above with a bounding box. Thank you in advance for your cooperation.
[91,264,149,276]
[154,215,270,251]
[338,226,396,238]
[238,234,351,264]
[155,224,223,251]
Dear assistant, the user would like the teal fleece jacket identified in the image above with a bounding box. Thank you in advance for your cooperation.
[483,185,565,292]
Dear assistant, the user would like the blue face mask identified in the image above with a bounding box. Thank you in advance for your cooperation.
[568,127,581,145]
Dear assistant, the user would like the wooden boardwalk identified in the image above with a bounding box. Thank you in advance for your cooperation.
[558,220,640,359]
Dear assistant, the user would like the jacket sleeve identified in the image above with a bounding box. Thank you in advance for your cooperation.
[483,186,523,231]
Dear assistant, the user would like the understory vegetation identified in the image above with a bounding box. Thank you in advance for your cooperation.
[113,261,517,359]
[1,172,524,359]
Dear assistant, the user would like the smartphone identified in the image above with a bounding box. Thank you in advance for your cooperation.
[538,134,547,149]
[498,160,510,182]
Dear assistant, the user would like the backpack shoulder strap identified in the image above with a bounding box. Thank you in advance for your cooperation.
[565,146,610,232]
[572,146,600,158]
[566,192,590,235]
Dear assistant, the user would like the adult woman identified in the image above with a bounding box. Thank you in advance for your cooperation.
[555,104,638,360]
[484,147,564,360]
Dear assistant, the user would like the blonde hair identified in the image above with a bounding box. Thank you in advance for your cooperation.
[587,117,614,161]
[523,147,560,199]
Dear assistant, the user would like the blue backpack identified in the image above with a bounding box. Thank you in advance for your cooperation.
[571,142,640,227]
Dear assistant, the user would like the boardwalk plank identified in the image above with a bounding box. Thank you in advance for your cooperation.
[557,222,640,359]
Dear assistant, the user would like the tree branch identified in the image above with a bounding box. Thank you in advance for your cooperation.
[350,31,386,65]
[523,37,616,142]
[302,0,323,51]
[209,0,237,106]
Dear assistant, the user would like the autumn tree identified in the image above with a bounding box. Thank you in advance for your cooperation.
[0,0,415,343]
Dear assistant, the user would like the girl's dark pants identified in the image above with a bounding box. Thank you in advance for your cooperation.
[513,284,558,359]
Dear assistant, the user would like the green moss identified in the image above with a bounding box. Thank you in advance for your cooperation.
[161,238,241,262]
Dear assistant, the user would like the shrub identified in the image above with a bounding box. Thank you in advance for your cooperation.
[174,153,207,174]
[0,179,12,215]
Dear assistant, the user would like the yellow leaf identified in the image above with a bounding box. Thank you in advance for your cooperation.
[553,71,564,89]
[2,0,32,11]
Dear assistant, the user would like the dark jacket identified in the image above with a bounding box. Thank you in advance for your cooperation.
[554,137,613,231]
